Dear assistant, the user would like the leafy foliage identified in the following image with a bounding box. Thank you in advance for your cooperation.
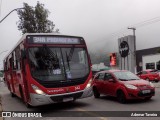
[157,48,160,53]
[17,2,58,34]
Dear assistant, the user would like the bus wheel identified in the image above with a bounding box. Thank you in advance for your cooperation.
[19,86,32,108]
[10,92,16,97]
[25,102,32,108]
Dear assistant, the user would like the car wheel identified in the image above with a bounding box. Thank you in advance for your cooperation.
[145,96,152,100]
[146,78,150,81]
[117,91,126,104]
[155,80,159,83]
[93,87,100,98]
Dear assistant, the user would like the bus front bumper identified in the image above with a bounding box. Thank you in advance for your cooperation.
[29,87,93,106]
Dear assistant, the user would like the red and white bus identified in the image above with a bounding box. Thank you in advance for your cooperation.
[3,33,93,107]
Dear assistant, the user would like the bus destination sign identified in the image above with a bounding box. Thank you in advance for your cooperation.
[27,36,82,44]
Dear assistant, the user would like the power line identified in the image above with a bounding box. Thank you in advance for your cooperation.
[105,16,160,40]
[131,16,160,28]
[99,16,160,51]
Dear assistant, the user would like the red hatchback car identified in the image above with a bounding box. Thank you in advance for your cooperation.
[93,70,155,103]
[137,70,160,82]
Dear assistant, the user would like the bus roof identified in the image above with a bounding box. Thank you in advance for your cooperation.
[3,33,83,61]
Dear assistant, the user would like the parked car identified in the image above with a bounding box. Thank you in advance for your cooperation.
[92,70,155,103]
[137,69,160,82]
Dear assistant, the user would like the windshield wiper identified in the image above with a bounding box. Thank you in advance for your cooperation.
[43,45,59,62]
[118,78,128,81]
[66,51,70,70]
[68,46,75,61]
[128,79,140,80]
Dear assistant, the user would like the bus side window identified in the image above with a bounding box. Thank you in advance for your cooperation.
[9,58,12,70]
[12,52,17,70]
[6,58,9,71]
[4,61,7,71]
[15,46,21,70]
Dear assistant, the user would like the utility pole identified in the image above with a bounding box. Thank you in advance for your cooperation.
[128,27,137,73]
[0,8,24,24]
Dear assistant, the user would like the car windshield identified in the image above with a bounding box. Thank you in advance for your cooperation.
[113,71,140,81]
[28,47,89,81]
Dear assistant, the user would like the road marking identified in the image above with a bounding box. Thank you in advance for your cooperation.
[76,108,108,120]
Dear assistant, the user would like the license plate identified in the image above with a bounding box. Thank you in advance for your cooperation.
[142,90,151,94]
[63,97,73,102]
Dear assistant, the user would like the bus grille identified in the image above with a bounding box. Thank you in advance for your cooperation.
[37,78,86,88]
[50,92,83,102]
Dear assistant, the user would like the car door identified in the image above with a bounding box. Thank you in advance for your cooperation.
[94,73,105,94]
[103,73,117,96]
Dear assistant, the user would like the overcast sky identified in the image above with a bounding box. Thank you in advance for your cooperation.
[0,0,160,69]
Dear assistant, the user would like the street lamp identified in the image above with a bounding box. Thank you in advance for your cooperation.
[0,8,25,23]
[128,27,137,73]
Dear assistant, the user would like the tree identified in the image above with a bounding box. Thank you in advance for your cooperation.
[157,48,160,53]
[17,2,58,34]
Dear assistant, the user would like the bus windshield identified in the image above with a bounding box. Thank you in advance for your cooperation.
[28,47,89,81]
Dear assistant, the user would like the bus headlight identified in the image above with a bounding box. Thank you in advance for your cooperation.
[85,78,92,89]
[31,84,45,95]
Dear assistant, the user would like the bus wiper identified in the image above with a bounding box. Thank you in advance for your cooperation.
[129,79,140,80]
[68,46,75,61]
[66,51,70,70]
[43,45,58,61]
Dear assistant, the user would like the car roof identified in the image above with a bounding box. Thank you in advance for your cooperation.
[143,69,156,72]
[96,69,128,74]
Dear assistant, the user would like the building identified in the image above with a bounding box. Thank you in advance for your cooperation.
[136,46,160,72]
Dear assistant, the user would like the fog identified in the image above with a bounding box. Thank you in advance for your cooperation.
[0,0,160,69]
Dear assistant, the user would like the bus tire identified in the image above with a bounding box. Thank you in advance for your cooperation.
[19,86,24,101]
[19,86,32,108]
[25,102,32,108]
[10,92,16,97]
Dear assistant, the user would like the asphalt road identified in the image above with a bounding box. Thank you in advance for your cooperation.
[0,81,160,120]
